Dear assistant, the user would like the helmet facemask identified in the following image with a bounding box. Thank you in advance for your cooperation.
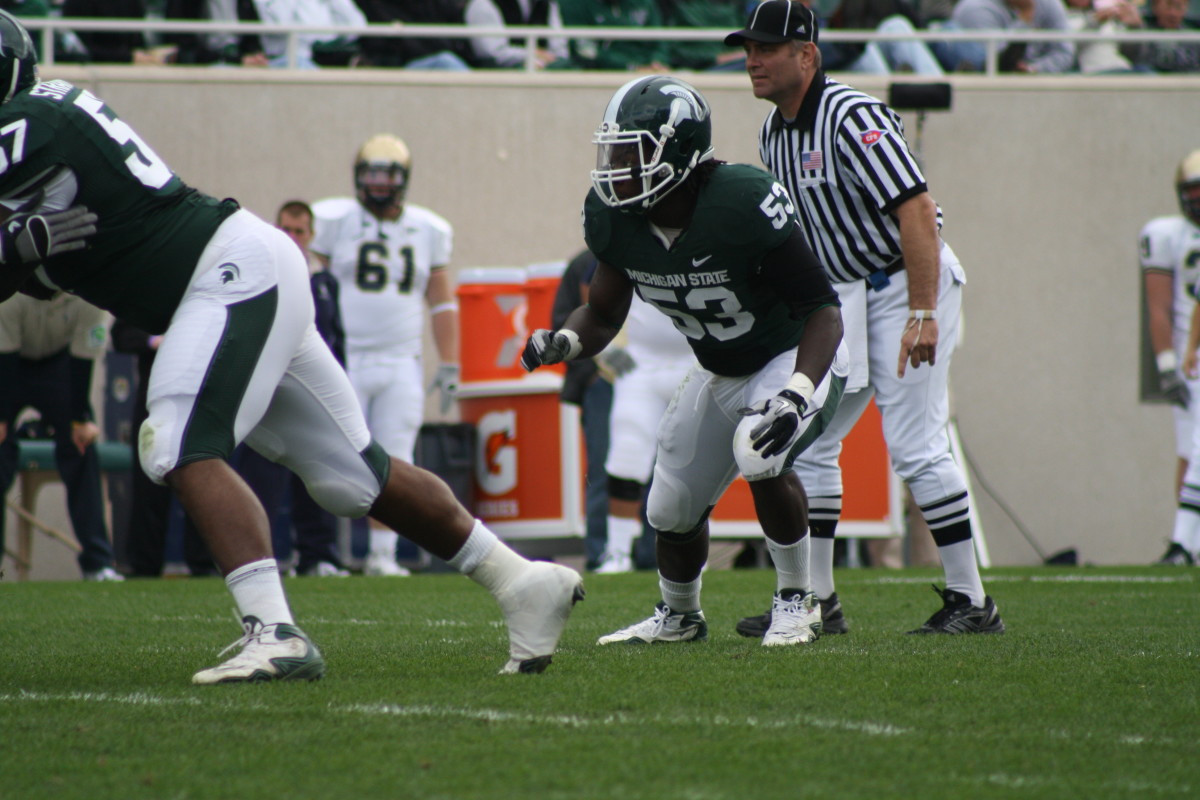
[355,161,409,214]
[1177,150,1200,227]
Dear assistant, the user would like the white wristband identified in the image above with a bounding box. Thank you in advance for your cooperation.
[784,372,816,406]
[1157,350,1179,373]
[430,301,459,316]
[908,309,937,320]
[558,329,583,361]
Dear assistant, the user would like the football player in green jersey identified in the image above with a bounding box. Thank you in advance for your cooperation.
[521,75,848,646]
[0,10,583,681]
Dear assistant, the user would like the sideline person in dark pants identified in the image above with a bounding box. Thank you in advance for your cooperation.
[0,294,120,580]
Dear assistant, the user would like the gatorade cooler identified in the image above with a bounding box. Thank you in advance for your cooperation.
[524,260,567,375]
[457,373,583,539]
[456,266,528,382]
[709,399,903,538]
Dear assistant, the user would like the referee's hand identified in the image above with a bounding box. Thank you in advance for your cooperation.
[898,316,939,377]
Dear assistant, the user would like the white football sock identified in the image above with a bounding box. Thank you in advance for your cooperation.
[938,540,986,607]
[452,520,529,595]
[605,515,640,561]
[659,574,702,613]
[226,559,294,626]
[809,537,836,599]
[767,535,810,594]
[369,528,399,559]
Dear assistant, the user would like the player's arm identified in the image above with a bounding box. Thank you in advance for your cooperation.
[425,266,460,413]
[521,259,633,371]
[893,191,942,377]
[1184,299,1200,379]
[0,206,98,302]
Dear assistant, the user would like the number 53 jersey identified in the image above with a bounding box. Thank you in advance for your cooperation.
[311,202,452,355]
[584,162,836,378]
[0,80,236,334]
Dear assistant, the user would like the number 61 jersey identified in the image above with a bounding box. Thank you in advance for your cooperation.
[583,162,836,378]
[0,79,237,333]
[311,202,452,355]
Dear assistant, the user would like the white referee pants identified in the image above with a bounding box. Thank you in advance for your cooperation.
[792,244,967,508]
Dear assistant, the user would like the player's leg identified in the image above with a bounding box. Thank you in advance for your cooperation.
[732,346,847,646]
[258,331,583,674]
[599,364,672,574]
[140,212,324,683]
[598,368,732,645]
[1161,403,1198,564]
[868,248,1002,634]
[358,352,423,576]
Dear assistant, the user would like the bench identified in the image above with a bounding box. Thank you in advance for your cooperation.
[3,439,131,581]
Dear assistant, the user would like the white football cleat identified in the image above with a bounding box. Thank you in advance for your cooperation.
[192,616,325,684]
[762,591,822,646]
[597,602,708,645]
[365,553,411,577]
[496,562,585,674]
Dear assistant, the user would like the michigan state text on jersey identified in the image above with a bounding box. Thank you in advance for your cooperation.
[584,163,834,377]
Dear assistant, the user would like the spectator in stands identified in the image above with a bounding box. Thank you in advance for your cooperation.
[934,0,1075,73]
[1121,0,1200,72]
[464,0,571,68]
[111,320,217,577]
[0,294,123,581]
[559,0,669,71]
[357,0,475,69]
[659,0,747,71]
[1063,0,1142,73]
[60,0,160,64]
[248,0,367,68]
[815,0,946,74]
[162,0,269,66]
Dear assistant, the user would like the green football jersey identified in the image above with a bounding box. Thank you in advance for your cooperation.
[0,79,237,333]
[584,163,828,377]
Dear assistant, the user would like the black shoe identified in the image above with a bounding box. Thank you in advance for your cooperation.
[907,584,1005,634]
[735,592,849,637]
[1156,542,1194,566]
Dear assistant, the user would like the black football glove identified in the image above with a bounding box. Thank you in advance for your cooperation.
[1159,369,1191,409]
[521,329,580,372]
[0,205,98,265]
[738,389,807,458]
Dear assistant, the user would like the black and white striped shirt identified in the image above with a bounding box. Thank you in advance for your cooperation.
[759,73,943,284]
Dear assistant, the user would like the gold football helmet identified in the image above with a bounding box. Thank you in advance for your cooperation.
[1176,149,1200,226]
[355,133,411,215]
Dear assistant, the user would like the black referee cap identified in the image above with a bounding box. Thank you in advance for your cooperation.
[724,0,819,46]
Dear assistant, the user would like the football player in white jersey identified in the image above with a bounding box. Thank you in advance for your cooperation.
[1149,150,1200,565]
[596,293,697,573]
[311,134,460,576]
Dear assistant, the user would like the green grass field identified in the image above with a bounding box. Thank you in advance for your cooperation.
[1,566,1196,800]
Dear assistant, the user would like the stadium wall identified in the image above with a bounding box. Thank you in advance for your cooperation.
[29,68,1200,567]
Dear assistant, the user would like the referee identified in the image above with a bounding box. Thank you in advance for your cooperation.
[726,0,1003,635]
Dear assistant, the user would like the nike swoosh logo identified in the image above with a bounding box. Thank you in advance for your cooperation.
[691,255,712,267]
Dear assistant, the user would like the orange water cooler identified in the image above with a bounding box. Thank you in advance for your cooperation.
[456,266,583,541]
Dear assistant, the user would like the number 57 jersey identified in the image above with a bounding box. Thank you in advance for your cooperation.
[0,80,237,333]
[311,202,452,355]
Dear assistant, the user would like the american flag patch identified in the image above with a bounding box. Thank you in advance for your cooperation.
[801,150,823,170]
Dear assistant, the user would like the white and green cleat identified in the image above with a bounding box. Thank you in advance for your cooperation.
[193,616,325,685]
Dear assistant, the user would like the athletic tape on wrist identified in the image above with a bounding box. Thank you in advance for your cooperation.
[1157,350,1179,373]
[430,301,459,316]
[784,373,816,406]
[908,309,937,320]
[558,329,583,361]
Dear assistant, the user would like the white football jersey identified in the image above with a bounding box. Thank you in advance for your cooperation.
[1140,215,1200,354]
[626,291,695,366]
[312,202,453,354]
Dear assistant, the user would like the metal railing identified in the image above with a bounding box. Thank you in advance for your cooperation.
[19,17,1200,76]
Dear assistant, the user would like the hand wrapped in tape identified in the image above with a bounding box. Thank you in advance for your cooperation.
[520,328,581,372]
